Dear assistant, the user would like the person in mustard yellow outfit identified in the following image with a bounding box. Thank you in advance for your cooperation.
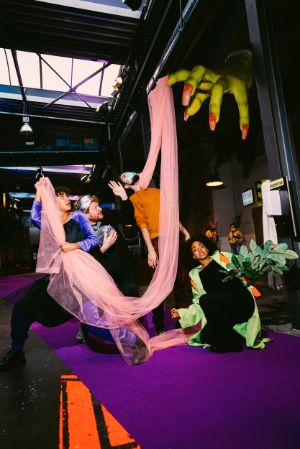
[120,171,190,334]
[205,222,219,244]
[171,234,266,352]
[228,223,245,254]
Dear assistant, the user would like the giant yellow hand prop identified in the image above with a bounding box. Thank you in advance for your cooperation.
[168,50,252,140]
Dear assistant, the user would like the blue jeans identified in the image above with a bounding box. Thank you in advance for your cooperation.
[230,243,241,255]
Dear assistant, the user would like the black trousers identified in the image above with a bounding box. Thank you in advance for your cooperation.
[11,276,72,352]
[199,289,254,350]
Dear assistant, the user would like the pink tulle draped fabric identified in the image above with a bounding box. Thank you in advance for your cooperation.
[36,77,192,364]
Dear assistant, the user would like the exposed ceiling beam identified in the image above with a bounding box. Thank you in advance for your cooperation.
[11,49,27,111]
[0,85,112,114]
[0,110,112,125]
[0,149,104,165]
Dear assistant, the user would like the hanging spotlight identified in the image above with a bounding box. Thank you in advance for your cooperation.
[20,116,33,136]
[122,0,142,11]
[205,169,224,188]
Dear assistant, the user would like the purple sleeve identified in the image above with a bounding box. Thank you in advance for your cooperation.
[71,211,99,252]
[31,201,42,229]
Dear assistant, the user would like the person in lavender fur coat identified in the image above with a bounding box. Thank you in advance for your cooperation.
[0,183,98,372]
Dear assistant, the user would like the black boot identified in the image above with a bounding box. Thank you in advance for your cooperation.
[0,350,26,372]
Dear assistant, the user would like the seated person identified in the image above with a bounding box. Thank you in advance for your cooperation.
[76,181,139,297]
[171,234,263,352]
[75,181,140,345]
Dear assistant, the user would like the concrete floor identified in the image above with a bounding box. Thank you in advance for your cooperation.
[0,300,71,449]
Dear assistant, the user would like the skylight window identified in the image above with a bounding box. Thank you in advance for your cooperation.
[0,48,121,99]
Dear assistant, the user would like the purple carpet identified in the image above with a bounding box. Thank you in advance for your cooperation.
[0,273,42,299]
[1,275,300,449]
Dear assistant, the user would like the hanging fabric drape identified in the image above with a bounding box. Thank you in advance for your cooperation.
[36,77,192,364]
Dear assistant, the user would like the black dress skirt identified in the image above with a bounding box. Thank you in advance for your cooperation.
[14,219,85,326]
[199,260,254,351]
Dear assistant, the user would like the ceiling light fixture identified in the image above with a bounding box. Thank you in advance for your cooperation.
[205,169,224,188]
[20,116,33,136]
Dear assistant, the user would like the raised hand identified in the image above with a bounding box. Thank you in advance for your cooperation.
[34,179,45,202]
[168,50,252,140]
[108,180,128,201]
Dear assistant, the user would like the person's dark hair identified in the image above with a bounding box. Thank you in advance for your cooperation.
[132,174,139,184]
[206,222,216,230]
[119,172,140,186]
[54,185,71,196]
[230,223,237,228]
[183,233,218,270]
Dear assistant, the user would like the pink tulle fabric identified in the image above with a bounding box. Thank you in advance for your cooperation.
[36,77,192,364]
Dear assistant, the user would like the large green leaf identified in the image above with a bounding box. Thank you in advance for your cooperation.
[264,240,273,251]
[275,243,288,252]
[254,246,263,256]
[268,253,286,265]
[284,250,299,260]
[231,254,240,268]
[239,245,248,257]
[249,240,257,251]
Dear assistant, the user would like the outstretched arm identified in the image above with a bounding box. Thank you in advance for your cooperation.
[141,227,158,269]
[168,50,252,140]
[31,181,43,228]
[104,180,135,224]
[108,180,128,201]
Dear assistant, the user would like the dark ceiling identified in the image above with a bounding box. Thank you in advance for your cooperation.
[0,0,273,206]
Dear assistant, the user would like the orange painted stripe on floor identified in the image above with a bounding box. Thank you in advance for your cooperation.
[59,375,101,449]
[101,403,141,448]
[59,375,141,449]
[59,383,63,449]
